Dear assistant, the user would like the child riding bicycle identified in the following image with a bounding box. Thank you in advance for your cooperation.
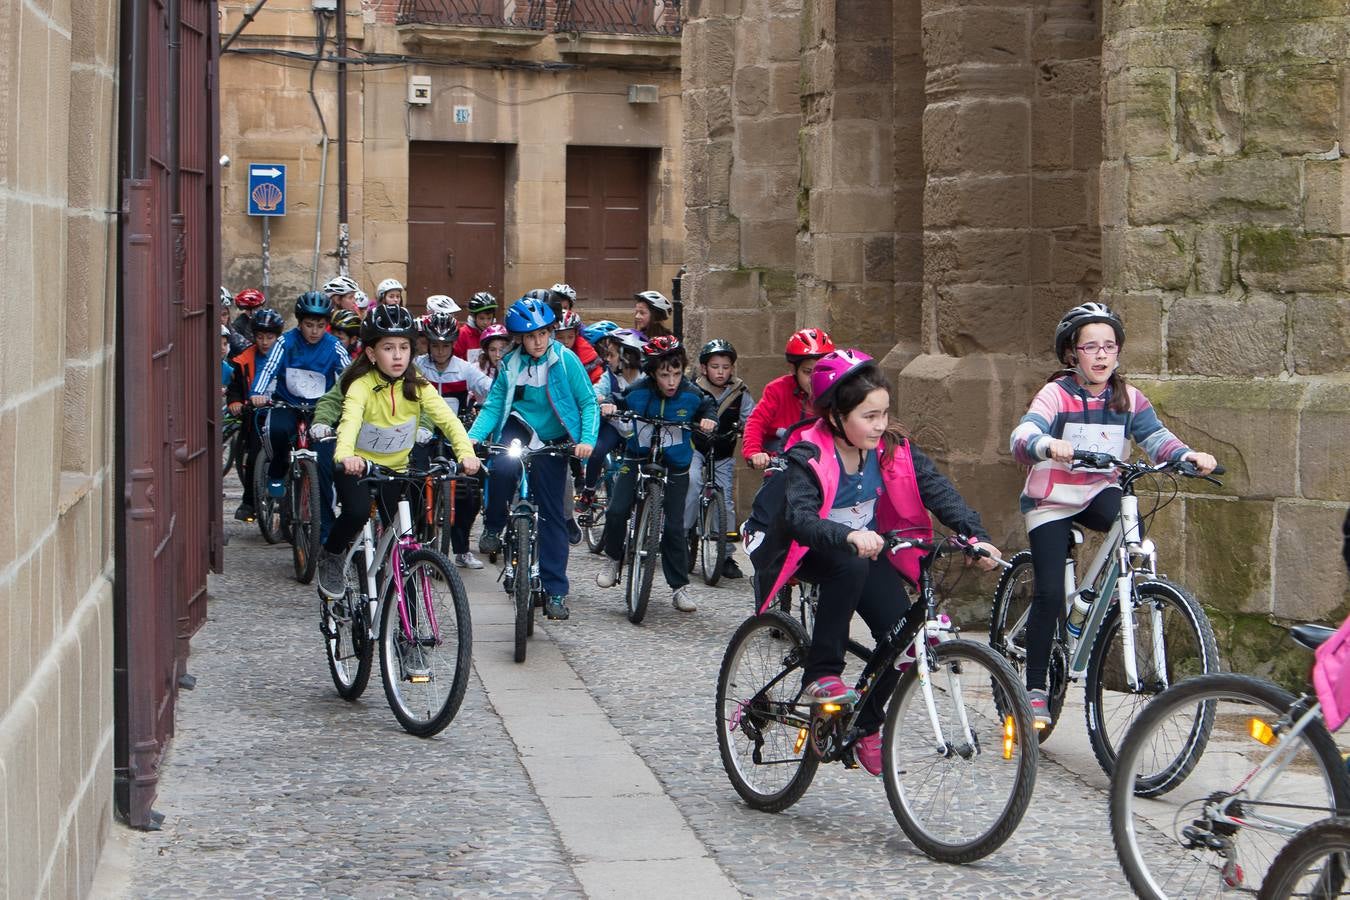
[743,328,833,470]
[225,308,284,521]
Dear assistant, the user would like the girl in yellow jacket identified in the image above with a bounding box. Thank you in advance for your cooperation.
[316,305,482,598]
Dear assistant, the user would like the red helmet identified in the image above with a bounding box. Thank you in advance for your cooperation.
[641,334,686,372]
[784,328,834,364]
[233,288,266,310]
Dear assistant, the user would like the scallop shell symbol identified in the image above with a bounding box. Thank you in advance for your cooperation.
[251,181,282,212]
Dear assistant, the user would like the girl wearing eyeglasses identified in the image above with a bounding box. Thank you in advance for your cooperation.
[1009,302,1217,729]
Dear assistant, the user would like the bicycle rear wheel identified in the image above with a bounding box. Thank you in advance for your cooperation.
[699,489,729,587]
[1259,816,1350,900]
[625,484,662,625]
[324,552,373,700]
[253,448,283,544]
[583,476,608,554]
[512,519,532,663]
[222,424,240,477]
[378,548,472,737]
[716,611,818,812]
[1110,673,1350,899]
[434,482,454,558]
[882,639,1038,864]
[988,550,1067,743]
[290,458,321,583]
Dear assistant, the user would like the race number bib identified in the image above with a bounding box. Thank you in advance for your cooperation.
[285,367,326,400]
[355,419,417,454]
[1062,422,1126,471]
[467,348,482,365]
[637,422,680,449]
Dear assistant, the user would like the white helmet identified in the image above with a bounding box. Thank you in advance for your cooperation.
[322,275,360,297]
[376,278,405,302]
[220,286,232,308]
[550,283,577,303]
[426,294,461,316]
[354,290,371,311]
[635,290,673,317]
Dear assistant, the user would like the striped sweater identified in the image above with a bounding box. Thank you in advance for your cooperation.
[1010,376,1190,531]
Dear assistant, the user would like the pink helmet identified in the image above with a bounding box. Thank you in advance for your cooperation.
[810,349,874,406]
[479,323,511,346]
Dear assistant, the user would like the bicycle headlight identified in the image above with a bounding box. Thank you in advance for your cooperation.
[508,439,523,459]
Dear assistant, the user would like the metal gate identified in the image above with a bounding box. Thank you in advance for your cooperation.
[114,0,222,829]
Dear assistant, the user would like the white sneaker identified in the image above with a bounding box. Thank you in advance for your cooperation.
[596,558,622,588]
[454,552,484,570]
[672,587,697,612]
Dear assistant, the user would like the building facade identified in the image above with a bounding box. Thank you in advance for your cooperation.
[682,0,1349,675]
[218,0,685,317]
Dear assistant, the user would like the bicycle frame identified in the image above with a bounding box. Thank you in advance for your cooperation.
[346,487,440,652]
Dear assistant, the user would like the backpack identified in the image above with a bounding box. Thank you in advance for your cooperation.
[1314,611,1350,732]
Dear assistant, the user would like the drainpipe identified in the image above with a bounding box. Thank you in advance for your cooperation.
[336,0,349,276]
[311,134,329,289]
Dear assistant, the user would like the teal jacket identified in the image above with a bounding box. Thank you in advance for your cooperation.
[467,341,599,446]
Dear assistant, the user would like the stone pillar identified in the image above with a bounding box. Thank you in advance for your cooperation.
[1103,0,1349,677]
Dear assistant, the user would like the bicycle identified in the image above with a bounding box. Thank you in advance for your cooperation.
[415,435,480,560]
[578,448,621,555]
[1260,815,1350,899]
[1109,624,1350,898]
[480,439,575,663]
[716,532,1036,864]
[989,448,1223,775]
[221,409,242,478]
[252,401,315,547]
[320,458,473,737]
[690,429,738,587]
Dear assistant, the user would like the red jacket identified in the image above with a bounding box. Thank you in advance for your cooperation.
[742,374,812,461]
[453,325,482,361]
[571,334,604,384]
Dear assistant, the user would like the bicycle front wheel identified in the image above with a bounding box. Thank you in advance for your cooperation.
[1259,816,1350,900]
[378,548,473,737]
[1110,673,1350,899]
[1085,577,1220,777]
[512,519,532,663]
[699,489,729,587]
[290,457,321,584]
[715,611,818,812]
[882,639,1038,864]
[625,483,662,625]
[254,448,283,544]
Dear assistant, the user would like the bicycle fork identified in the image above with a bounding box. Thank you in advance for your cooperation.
[908,619,979,758]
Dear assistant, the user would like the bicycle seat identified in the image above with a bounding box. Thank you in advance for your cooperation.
[1291,623,1337,652]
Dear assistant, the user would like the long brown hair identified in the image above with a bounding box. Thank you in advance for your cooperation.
[1049,326,1130,413]
[815,363,910,465]
[340,338,428,401]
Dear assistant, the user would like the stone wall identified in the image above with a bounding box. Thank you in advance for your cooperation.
[0,0,119,895]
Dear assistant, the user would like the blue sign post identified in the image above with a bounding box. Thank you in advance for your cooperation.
[247,164,287,216]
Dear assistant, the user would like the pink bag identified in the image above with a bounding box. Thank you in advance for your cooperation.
[1313,612,1350,732]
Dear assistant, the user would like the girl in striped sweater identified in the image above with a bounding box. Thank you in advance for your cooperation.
[1009,302,1217,727]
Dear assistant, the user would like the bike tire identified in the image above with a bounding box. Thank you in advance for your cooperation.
[254,448,282,544]
[325,552,373,700]
[699,488,729,587]
[377,548,473,737]
[882,639,1038,864]
[1084,577,1220,779]
[1259,816,1350,900]
[584,476,609,554]
[715,611,819,812]
[512,519,532,663]
[625,483,662,625]
[988,550,1067,743]
[290,458,321,584]
[222,425,240,477]
[435,482,454,559]
[1110,673,1350,900]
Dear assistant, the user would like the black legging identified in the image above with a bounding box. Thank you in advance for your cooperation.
[1024,488,1122,690]
[799,549,911,735]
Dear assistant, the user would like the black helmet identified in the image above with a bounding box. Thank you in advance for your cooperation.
[423,311,459,343]
[1054,302,1124,362]
[251,308,285,334]
[468,291,497,314]
[294,290,332,319]
[362,304,416,344]
[699,338,737,364]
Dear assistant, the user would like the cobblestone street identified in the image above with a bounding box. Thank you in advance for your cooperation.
[108,488,1136,898]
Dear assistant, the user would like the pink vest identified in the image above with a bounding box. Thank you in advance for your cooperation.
[759,420,933,613]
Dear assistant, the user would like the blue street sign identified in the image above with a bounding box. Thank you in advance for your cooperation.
[247,164,286,216]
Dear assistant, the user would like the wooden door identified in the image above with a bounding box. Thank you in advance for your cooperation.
[565,147,649,305]
[408,142,506,314]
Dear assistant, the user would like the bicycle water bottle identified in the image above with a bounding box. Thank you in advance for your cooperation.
[1066,589,1096,638]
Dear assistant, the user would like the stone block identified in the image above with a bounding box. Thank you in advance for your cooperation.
[925,174,1030,228]
[1135,377,1305,499]
[1304,159,1350,236]
[733,65,770,117]
[1107,227,1191,292]
[895,352,1043,462]
[1184,498,1273,615]
[1299,383,1350,501]
[1099,161,1128,227]
[1127,158,1301,226]
[1038,58,1101,99]
[1292,295,1350,375]
[1275,502,1350,622]
[1244,66,1340,155]
[1106,291,1163,373]
[831,121,887,188]
[770,62,802,116]
[812,188,897,233]
[923,99,1030,176]
[768,13,803,63]
[1193,227,1232,294]
[864,234,894,282]
[923,228,1029,285]
[741,220,797,269]
[1104,68,1174,160]
[1175,69,1243,157]
[1168,295,1288,377]
[934,283,1031,357]
[1031,96,1074,170]
[1031,173,1090,228]
[1103,25,1215,71]
[1050,228,1103,285]
[1238,229,1346,294]
[1072,93,1103,172]
[1216,20,1348,67]
[693,268,759,310]
[735,115,801,168]
[923,7,1030,71]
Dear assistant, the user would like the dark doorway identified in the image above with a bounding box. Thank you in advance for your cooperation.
[565,147,650,305]
[408,142,507,313]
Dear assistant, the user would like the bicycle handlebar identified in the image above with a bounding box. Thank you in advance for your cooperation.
[844,531,1012,569]
[477,440,577,460]
[604,410,702,432]
[1070,449,1225,484]
[359,458,463,485]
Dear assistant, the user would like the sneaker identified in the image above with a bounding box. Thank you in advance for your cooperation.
[721,558,744,579]
[566,518,582,545]
[596,558,622,588]
[1027,688,1054,730]
[544,594,570,620]
[233,502,255,522]
[317,550,347,599]
[478,529,502,554]
[454,552,484,570]
[802,676,858,705]
[267,479,285,498]
[672,586,697,612]
[854,731,883,776]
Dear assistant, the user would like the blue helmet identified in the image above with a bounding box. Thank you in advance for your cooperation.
[251,308,285,334]
[294,290,332,319]
[582,319,621,346]
[504,296,556,334]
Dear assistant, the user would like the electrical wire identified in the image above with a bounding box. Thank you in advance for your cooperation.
[308,11,329,138]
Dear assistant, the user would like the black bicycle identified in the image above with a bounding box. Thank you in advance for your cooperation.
[253,399,316,559]
[691,429,738,586]
[716,533,1036,864]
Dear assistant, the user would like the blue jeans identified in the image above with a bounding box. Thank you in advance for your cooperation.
[484,418,571,596]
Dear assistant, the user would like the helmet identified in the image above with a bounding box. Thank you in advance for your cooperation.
[479,323,511,346]
[550,283,577,304]
[784,327,835,363]
[221,324,231,337]
[329,309,361,335]
[504,296,556,334]
[699,338,737,364]
[220,287,232,308]
[582,320,621,346]
[353,290,371,311]
[468,291,497,314]
[611,328,646,354]
[635,290,673,319]
[376,278,405,302]
[1054,302,1125,362]
[252,308,285,334]
[233,288,266,310]
[811,349,875,407]
[423,311,459,343]
[555,310,583,332]
[294,290,333,319]
[322,275,359,297]
[523,287,553,305]
[426,294,460,316]
[361,304,417,344]
[641,334,686,372]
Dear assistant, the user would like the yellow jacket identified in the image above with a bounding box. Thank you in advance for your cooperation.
[335,370,474,471]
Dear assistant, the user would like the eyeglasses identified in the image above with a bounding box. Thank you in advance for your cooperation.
[1076,342,1119,356]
